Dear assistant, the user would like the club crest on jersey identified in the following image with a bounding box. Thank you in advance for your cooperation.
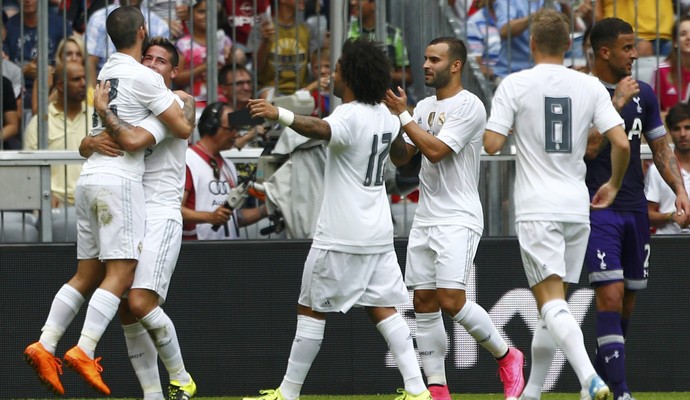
[438,112,446,126]
[597,249,607,270]
[632,96,642,113]
[428,112,436,127]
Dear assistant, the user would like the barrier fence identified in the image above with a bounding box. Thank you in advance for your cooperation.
[3,236,690,398]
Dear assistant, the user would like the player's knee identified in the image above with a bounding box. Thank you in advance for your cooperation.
[595,282,625,311]
[127,290,158,318]
[412,289,440,312]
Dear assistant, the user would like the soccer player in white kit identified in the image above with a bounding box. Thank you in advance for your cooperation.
[482,10,630,400]
[384,37,524,400]
[82,37,196,400]
[23,7,194,397]
[244,38,431,400]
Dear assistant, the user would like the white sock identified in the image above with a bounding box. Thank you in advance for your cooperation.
[40,284,85,354]
[140,307,190,385]
[280,315,325,400]
[541,299,595,388]
[414,311,447,386]
[78,288,120,358]
[521,316,557,400]
[377,313,426,396]
[452,301,508,358]
[123,322,163,400]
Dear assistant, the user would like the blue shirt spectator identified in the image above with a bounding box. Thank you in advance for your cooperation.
[466,1,500,81]
[493,0,556,78]
[86,1,169,78]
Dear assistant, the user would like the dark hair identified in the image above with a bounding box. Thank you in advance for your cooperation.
[664,15,690,88]
[144,36,180,68]
[589,17,634,54]
[198,102,228,136]
[428,37,467,72]
[106,6,145,51]
[339,38,391,105]
[219,63,251,85]
[666,102,690,130]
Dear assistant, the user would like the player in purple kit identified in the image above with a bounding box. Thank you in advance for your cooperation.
[583,18,690,400]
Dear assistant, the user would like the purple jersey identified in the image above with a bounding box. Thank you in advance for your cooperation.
[585,80,665,213]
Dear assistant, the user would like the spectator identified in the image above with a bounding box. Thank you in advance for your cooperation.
[175,0,245,109]
[305,0,329,54]
[59,0,109,35]
[348,0,412,89]
[595,0,673,56]
[224,0,272,54]
[182,102,268,240]
[651,16,690,113]
[23,61,90,207]
[32,36,93,115]
[3,0,71,116]
[256,0,311,97]
[85,0,170,85]
[0,10,22,102]
[146,0,189,38]
[466,0,500,82]
[218,63,262,148]
[1,75,19,149]
[646,102,690,234]
[305,47,331,117]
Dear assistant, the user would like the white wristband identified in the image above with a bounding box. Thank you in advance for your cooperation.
[399,110,413,126]
[277,107,295,127]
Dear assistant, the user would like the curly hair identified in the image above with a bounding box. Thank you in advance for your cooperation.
[339,38,391,105]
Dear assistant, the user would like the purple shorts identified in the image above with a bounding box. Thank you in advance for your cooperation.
[585,209,650,290]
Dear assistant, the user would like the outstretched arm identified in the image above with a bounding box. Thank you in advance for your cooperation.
[248,98,331,141]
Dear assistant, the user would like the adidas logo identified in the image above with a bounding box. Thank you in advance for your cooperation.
[320,299,332,309]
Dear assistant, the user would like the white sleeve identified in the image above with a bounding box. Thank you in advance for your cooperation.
[485,78,514,136]
[136,111,170,146]
[133,69,176,116]
[644,164,663,203]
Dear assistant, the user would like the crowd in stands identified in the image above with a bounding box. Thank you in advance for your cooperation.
[2,0,690,240]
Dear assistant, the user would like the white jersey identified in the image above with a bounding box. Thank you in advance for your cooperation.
[138,109,187,224]
[645,163,690,234]
[486,63,624,223]
[314,102,400,254]
[81,53,176,181]
[408,89,485,233]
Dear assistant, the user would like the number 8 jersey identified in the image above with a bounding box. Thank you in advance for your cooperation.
[486,63,624,223]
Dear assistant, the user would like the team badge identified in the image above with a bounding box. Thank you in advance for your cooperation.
[438,112,446,126]
[427,112,436,127]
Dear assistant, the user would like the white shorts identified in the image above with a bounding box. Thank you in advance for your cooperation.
[131,218,183,303]
[76,174,145,260]
[298,248,409,313]
[405,225,480,290]
[516,221,590,288]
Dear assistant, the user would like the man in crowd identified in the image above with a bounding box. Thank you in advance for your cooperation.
[23,61,90,207]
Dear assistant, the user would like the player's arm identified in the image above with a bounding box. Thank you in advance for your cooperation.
[389,131,416,166]
[591,125,630,209]
[647,201,679,228]
[248,99,331,141]
[585,127,608,160]
[156,90,195,139]
[483,130,506,155]
[95,81,157,152]
[384,88,452,163]
[649,135,690,221]
[79,133,123,158]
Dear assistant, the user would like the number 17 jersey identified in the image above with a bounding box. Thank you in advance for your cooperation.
[486,64,624,223]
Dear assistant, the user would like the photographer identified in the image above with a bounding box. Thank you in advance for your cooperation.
[182,102,268,240]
